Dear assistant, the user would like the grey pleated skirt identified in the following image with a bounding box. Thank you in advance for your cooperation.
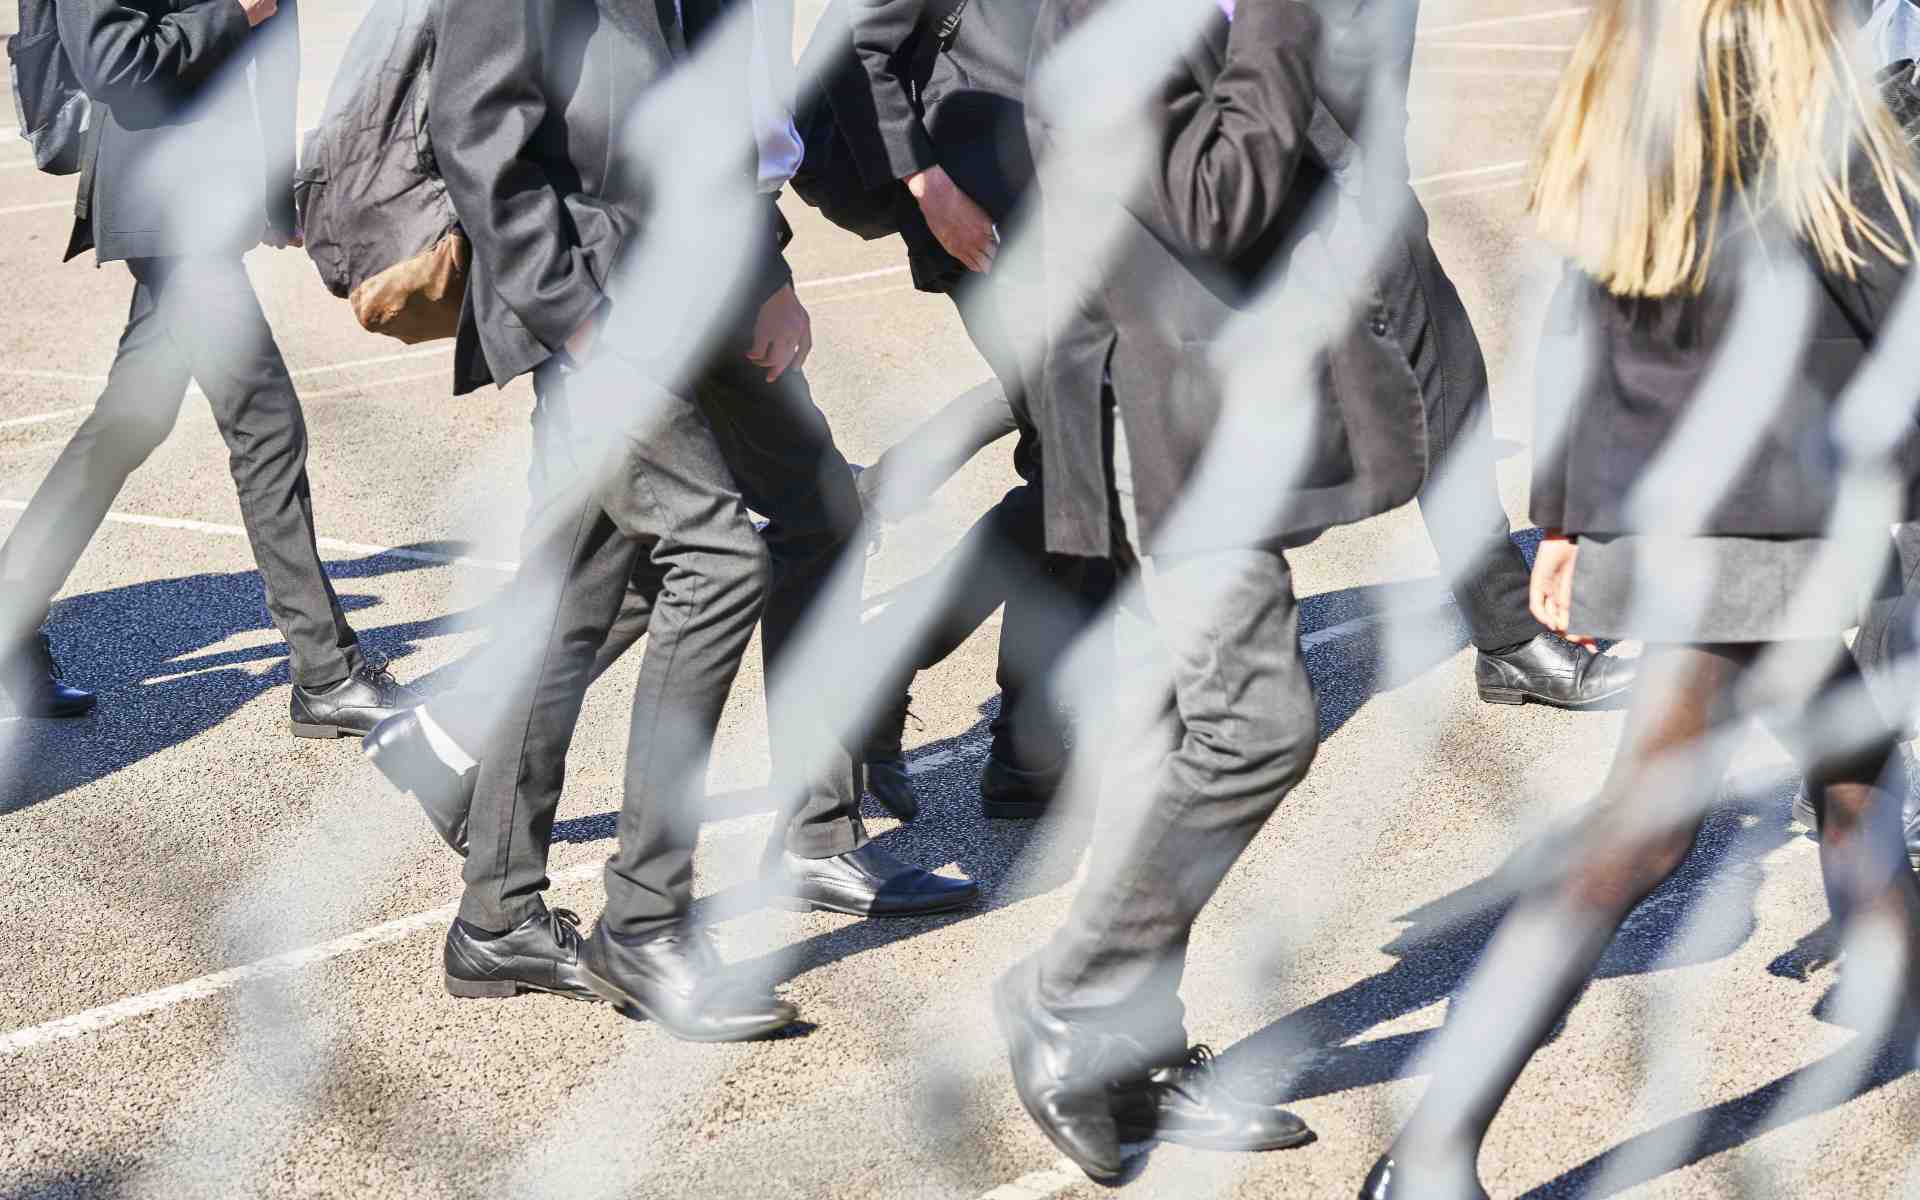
[1569,534,1899,643]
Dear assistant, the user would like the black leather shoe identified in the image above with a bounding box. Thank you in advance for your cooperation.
[764,841,979,916]
[443,901,600,1002]
[1112,1045,1314,1153]
[0,633,95,718]
[290,661,420,738]
[364,709,475,855]
[577,921,797,1042]
[992,965,1126,1183]
[1792,778,1920,871]
[1476,634,1634,709]
[865,692,920,822]
[981,754,1062,820]
[1358,1153,1489,1200]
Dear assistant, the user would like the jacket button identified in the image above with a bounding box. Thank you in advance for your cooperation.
[1369,315,1389,336]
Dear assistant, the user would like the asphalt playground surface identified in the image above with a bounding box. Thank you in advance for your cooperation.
[3,2,1918,1197]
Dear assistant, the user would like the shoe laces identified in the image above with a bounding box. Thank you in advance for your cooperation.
[32,633,62,681]
[1184,1044,1217,1075]
[546,906,584,952]
[359,660,409,700]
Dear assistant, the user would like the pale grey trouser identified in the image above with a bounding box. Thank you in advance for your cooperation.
[1033,402,1319,1059]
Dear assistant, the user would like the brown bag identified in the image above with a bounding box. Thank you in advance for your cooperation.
[347,230,469,345]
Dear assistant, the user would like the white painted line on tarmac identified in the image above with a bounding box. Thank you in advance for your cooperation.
[0,365,452,436]
[0,404,87,430]
[1422,177,1533,203]
[1420,64,1565,79]
[907,745,973,776]
[1419,40,1573,51]
[808,283,916,308]
[0,346,454,393]
[288,345,451,379]
[0,199,67,217]
[1423,5,1588,35]
[0,499,519,573]
[0,368,99,386]
[0,860,602,1057]
[299,367,449,400]
[977,1159,1089,1200]
[1411,160,1527,186]
[795,264,911,290]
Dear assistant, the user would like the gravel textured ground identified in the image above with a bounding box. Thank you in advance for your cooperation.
[2,2,1916,1197]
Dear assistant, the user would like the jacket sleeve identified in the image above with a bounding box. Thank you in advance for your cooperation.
[430,0,604,354]
[749,200,797,311]
[1152,1,1321,262]
[252,0,299,236]
[55,0,253,125]
[842,0,938,186]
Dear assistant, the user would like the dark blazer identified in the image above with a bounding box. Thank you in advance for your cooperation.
[1026,0,1429,557]
[835,0,1037,217]
[432,0,795,395]
[1529,210,1920,537]
[823,0,1040,294]
[57,0,299,264]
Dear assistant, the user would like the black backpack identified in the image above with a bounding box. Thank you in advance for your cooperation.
[294,0,466,344]
[791,0,904,241]
[6,0,90,175]
[790,0,971,244]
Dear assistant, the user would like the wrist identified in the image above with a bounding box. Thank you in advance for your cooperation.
[904,166,943,201]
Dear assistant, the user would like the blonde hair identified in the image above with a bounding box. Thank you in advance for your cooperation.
[1529,0,1920,297]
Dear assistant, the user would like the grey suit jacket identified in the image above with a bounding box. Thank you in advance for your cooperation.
[432,0,796,394]
[58,0,299,264]
[1027,0,1428,556]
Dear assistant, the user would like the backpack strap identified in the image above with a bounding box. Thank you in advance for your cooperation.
[908,0,971,110]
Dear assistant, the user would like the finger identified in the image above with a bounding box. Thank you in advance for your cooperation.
[764,339,798,382]
[746,331,772,365]
[792,327,813,373]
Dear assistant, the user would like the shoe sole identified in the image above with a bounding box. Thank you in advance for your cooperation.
[767,890,979,918]
[575,963,794,1043]
[990,983,1125,1185]
[443,973,599,1003]
[1478,683,1631,711]
[290,721,358,739]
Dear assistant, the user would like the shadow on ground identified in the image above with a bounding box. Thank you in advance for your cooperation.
[0,545,487,815]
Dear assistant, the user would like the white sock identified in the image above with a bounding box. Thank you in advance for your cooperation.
[416,707,479,775]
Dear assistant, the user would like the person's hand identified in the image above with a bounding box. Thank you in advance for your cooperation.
[1530,531,1594,648]
[906,165,997,274]
[237,0,278,28]
[565,305,604,363]
[747,284,812,382]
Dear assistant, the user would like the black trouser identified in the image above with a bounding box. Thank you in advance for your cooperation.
[1031,405,1317,1061]
[445,348,866,938]
[1385,206,1540,653]
[858,261,1108,771]
[867,478,1113,772]
[0,257,361,687]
